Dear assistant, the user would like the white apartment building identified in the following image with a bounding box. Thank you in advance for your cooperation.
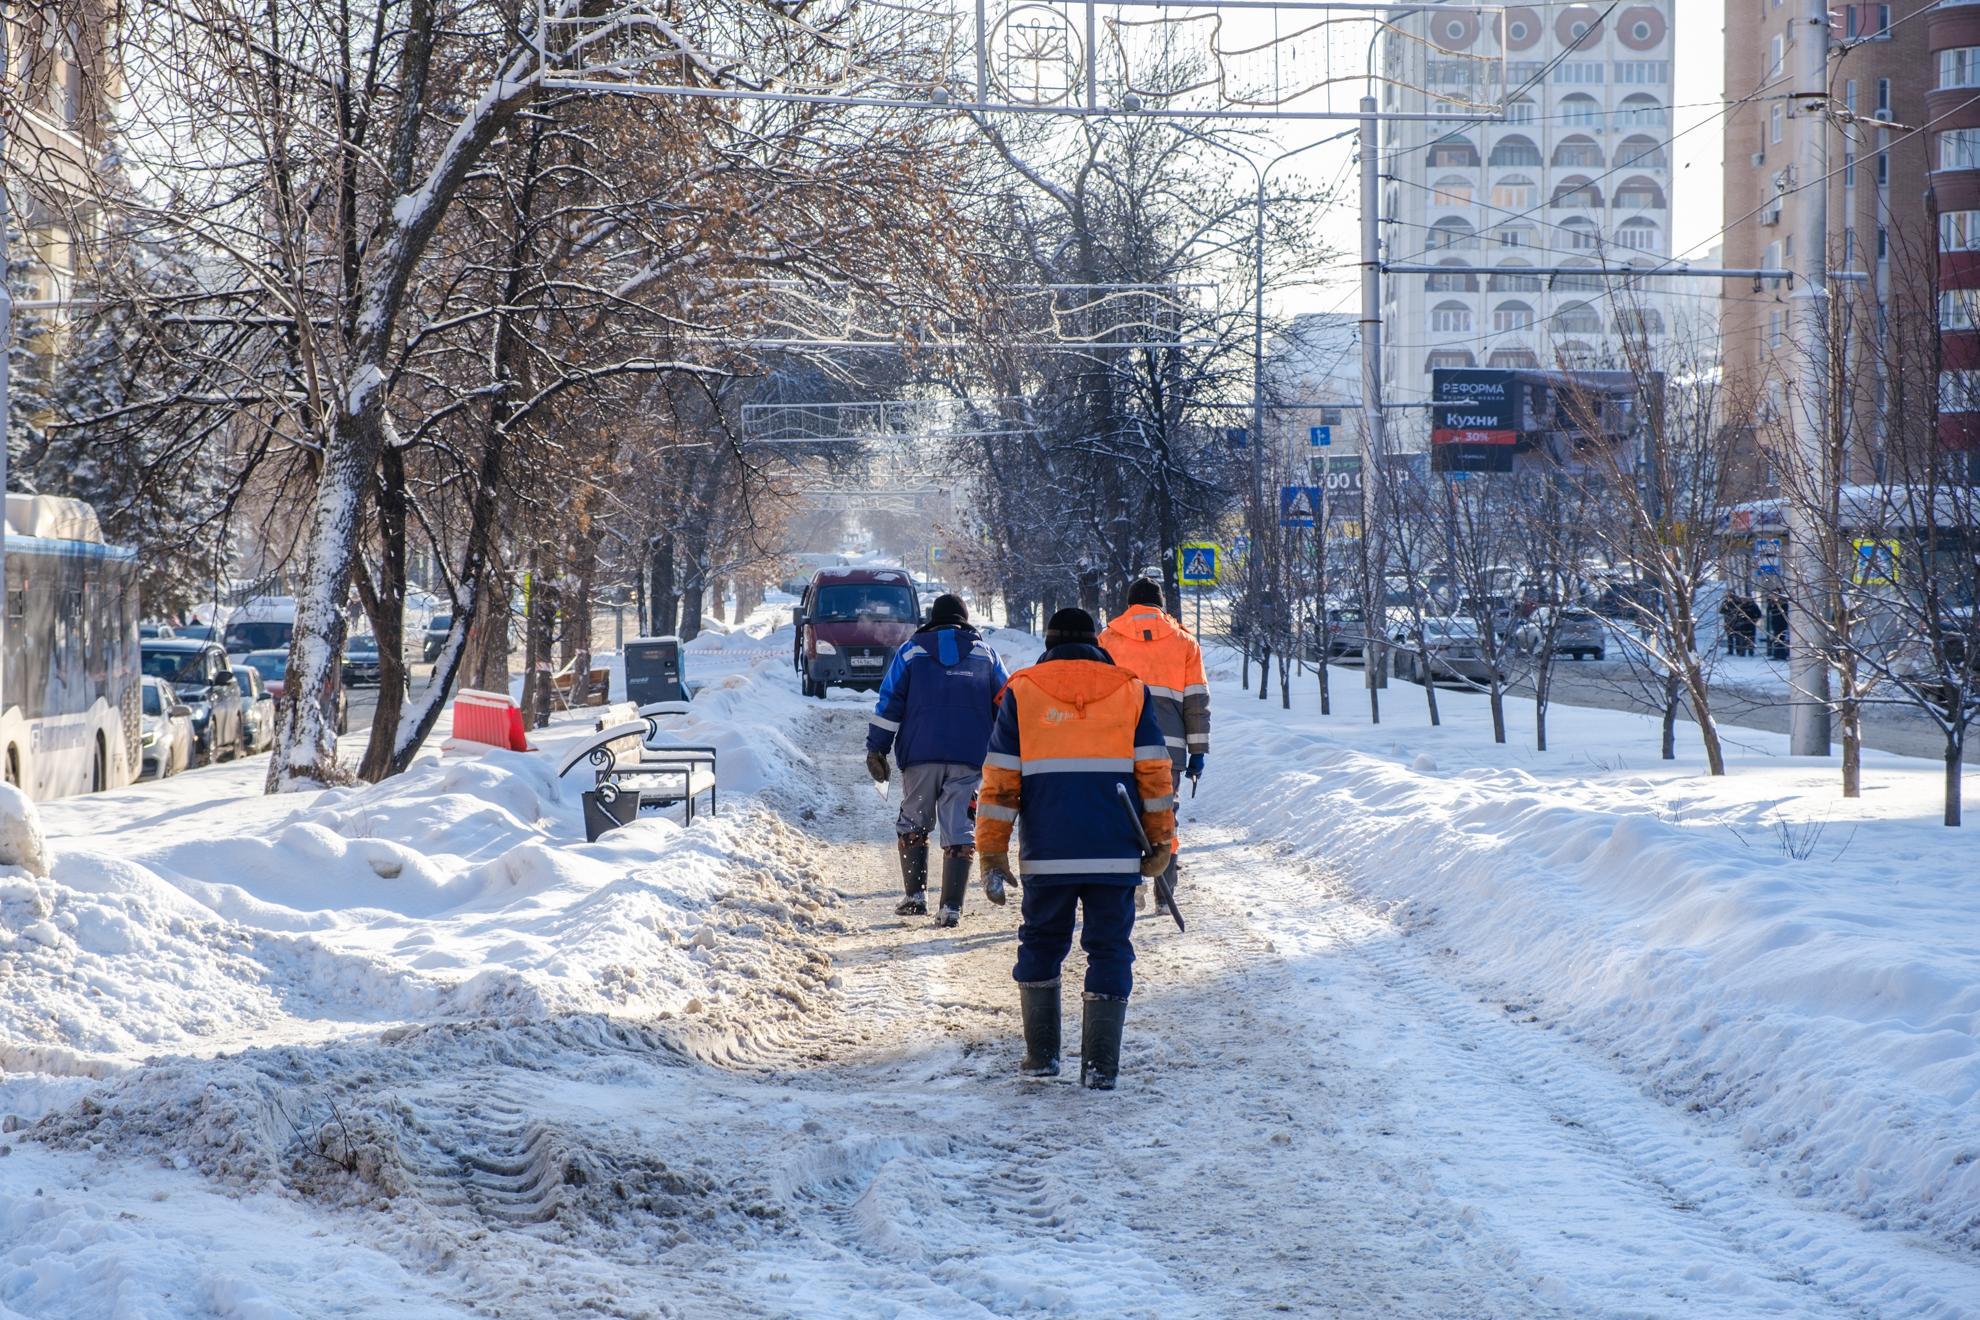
[1375,2,1678,448]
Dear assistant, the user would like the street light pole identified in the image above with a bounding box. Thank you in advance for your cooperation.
[1357,94,1389,714]
[1,111,12,725]
[1786,0,1833,756]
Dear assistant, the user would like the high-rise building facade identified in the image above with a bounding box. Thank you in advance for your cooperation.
[1377,2,1679,447]
[1720,0,1932,487]
[1930,0,1980,457]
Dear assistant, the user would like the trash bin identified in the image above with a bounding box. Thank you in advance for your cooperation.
[624,636,690,707]
[582,783,640,842]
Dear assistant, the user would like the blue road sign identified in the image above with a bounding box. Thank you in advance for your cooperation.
[1279,485,1323,528]
[1178,543,1219,586]
[1309,425,1332,447]
[1225,426,1248,448]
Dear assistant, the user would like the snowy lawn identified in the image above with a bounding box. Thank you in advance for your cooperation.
[1203,647,1980,1254]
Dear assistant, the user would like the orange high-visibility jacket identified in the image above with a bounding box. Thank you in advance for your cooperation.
[1099,605,1210,762]
[977,645,1175,884]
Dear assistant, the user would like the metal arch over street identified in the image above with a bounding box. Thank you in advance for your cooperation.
[535,0,1508,121]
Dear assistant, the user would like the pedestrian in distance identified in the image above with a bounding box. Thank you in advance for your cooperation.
[977,608,1176,1090]
[1098,578,1208,916]
[866,594,1009,926]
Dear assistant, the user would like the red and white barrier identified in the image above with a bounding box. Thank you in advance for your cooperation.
[446,689,531,753]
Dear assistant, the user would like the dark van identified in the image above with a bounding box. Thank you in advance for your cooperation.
[794,567,921,698]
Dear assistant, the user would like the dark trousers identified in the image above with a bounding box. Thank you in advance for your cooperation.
[1013,883,1138,998]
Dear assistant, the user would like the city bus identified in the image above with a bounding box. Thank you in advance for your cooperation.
[1,494,142,797]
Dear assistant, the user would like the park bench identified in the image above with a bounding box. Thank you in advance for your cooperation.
[557,705,717,840]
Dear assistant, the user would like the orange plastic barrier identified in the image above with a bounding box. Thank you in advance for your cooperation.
[453,689,530,752]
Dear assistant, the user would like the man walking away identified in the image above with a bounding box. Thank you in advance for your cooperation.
[1098,579,1208,914]
[866,594,1008,926]
[977,608,1175,1090]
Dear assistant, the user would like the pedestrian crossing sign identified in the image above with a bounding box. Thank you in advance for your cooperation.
[1279,485,1322,528]
[1178,542,1219,587]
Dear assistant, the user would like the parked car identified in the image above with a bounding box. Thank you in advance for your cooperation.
[1512,607,1608,661]
[139,639,246,763]
[422,612,453,663]
[223,614,294,658]
[1393,616,1504,686]
[242,648,350,735]
[793,566,921,698]
[138,676,196,779]
[343,633,384,686]
[1306,606,1376,662]
[232,664,277,754]
[138,622,176,640]
[174,622,218,643]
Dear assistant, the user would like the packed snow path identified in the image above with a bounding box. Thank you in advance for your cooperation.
[7,688,1978,1316]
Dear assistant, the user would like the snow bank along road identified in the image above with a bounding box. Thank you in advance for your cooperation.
[2,624,1977,1317]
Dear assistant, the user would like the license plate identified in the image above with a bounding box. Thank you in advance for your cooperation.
[850,655,884,668]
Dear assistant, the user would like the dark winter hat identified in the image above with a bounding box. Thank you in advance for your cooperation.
[1044,607,1099,648]
[1126,578,1164,608]
[928,593,969,626]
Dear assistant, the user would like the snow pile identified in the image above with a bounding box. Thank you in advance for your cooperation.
[0,651,827,1084]
[1198,663,1980,1252]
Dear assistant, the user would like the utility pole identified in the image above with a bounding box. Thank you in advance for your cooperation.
[1357,95,1389,708]
[1,112,12,725]
[1786,0,1833,755]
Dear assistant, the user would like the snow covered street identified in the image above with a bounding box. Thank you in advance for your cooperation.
[3,618,1978,1318]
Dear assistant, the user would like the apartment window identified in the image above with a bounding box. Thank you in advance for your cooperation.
[1562,219,1600,250]
[1940,370,1980,414]
[1488,265,1542,292]
[1432,175,1474,206]
[1561,94,1602,127]
[1877,151,1888,185]
[1943,48,1980,89]
[1427,351,1475,372]
[1492,301,1535,333]
[1617,94,1666,128]
[1844,79,1856,113]
[1505,98,1537,124]
[1941,129,1980,170]
[1431,301,1474,333]
[1556,62,1605,85]
[1554,302,1604,335]
[1488,135,1542,167]
[1769,311,1784,347]
[1770,103,1784,144]
[1768,34,1785,77]
[1617,218,1660,251]
[1506,61,1545,86]
[1877,226,1888,259]
[1616,61,1670,85]
[1940,209,1980,250]
[1876,79,1891,120]
[1496,225,1537,248]
[1490,176,1537,211]
[1939,289,1980,330]
[1843,151,1856,186]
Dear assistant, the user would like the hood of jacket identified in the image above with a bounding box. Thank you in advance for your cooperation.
[1103,604,1185,644]
[1022,644,1136,705]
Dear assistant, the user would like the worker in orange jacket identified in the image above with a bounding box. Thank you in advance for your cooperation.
[1098,579,1209,913]
[977,608,1175,1090]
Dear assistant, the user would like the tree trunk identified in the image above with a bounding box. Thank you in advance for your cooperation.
[651,537,678,637]
[1488,683,1506,744]
[266,420,371,792]
[1277,646,1290,710]
[679,579,705,642]
[1257,641,1271,701]
[1840,685,1862,798]
[568,524,599,708]
[1534,657,1551,753]
[358,446,410,782]
[1946,723,1965,827]
[1661,672,1680,761]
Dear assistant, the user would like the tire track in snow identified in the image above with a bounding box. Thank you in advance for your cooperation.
[1235,837,1980,1319]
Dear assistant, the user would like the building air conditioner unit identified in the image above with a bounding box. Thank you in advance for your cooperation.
[1751,151,1766,167]
[1761,205,1783,226]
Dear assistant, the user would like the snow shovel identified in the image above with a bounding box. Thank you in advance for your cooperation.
[1115,783,1184,932]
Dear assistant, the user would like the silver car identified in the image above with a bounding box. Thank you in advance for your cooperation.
[232,664,277,754]
[1513,607,1608,661]
[1394,616,1504,686]
[139,676,196,779]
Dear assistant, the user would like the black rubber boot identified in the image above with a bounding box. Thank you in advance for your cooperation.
[1080,992,1128,1091]
[894,835,928,916]
[936,848,971,927]
[1018,980,1061,1078]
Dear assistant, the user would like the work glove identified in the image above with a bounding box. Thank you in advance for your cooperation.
[865,750,890,784]
[1139,840,1174,878]
[980,852,1012,906]
[1185,753,1205,782]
